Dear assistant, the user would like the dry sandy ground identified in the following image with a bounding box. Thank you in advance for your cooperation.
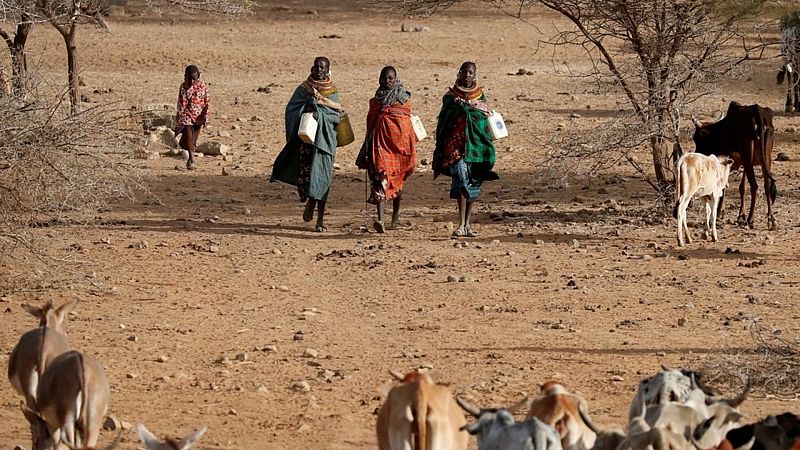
[2,2,800,449]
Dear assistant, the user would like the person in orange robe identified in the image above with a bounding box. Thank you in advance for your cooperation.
[357,66,417,233]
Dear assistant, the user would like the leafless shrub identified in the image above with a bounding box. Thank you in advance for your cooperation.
[0,80,144,291]
[702,319,800,397]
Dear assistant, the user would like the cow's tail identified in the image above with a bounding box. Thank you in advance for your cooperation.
[77,353,89,447]
[754,111,778,203]
[411,387,428,450]
[672,157,683,219]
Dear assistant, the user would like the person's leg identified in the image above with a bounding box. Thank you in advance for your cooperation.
[315,200,327,232]
[180,126,196,169]
[454,194,467,236]
[374,202,385,233]
[303,199,316,222]
[464,199,476,237]
[390,193,401,229]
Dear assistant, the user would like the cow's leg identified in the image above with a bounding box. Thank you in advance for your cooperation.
[711,194,721,242]
[793,72,800,112]
[716,188,726,220]
[677,196,692,246]
[787,77,794,113]
[702,196,712,240]
[762,153,776,232]
[743,163,759,228]
[736,176,747,225]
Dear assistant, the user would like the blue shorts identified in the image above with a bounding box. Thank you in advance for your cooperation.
[449,159,482,201]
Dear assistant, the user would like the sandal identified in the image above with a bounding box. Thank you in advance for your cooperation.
[186,161,197,171]
[314,224,327,233]
[452,227,466,237]
[465,227,478,238]
[373,221,385,234]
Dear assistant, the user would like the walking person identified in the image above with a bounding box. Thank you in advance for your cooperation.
[271,56,342,232]
[175,65,210,170]
[357,66,417,233]
[433,61,499,237]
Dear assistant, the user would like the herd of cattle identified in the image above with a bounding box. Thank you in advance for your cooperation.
[7,300,207,450]
[378,367,796,450]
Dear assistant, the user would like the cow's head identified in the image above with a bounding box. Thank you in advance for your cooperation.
[457,397,528,438]
[692,117,715,156]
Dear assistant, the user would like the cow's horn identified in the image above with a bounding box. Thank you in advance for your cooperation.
[388,369,405,381]
[725,378,752,408]
[456,397,481,417]
[690,372,698,390]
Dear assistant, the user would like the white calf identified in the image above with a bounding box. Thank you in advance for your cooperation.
[673,153,734,246]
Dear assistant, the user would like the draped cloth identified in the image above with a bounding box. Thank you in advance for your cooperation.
[433,83,499,200]
[357,96,417,203]
[271,75,341,202]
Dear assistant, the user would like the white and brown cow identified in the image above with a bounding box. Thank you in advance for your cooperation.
[673,153,734,246]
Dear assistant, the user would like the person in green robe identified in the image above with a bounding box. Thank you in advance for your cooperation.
[433,61,499,237]
[270,56,341,232]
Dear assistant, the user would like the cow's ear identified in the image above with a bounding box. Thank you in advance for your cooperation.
[724,412,744,425]
[462,422,482,435]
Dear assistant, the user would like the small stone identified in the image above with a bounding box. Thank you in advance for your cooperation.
[297,423,312,433]
[208,245,220,253]
[292,380,311,392]
[534,239,545,245]
[119,324,126,330]
[293,332,305,341]
[103,415,122,431]
[303,348,319,358]
[236,352,248,362]
[228,408,238,416]
[459,275,472,282]
[567,279,577,287]
[569,239,579,248]
[250,115,264,122]
[126,372,138,379]
[257,384,269,394]
[222,167,230,176]
[777,152,790,162]
[610,375,624,382]
[552,323,566,330]
[129,240,149,250]
[272,248,282,255]
[277,285,290,292]
[656,351,666,357]
[156,355,169,363]
[570,113,582,119]
[446,275,458,282]
[261,344,278,352]
[677,317,687,327]
[217,130,232,138]
[127,335,138,342]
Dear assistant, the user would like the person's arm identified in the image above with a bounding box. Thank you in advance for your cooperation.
[200,86,211,127]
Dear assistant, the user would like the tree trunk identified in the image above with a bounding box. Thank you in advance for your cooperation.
[650,135,669,188]
[63,25,79,114]
[10,19,32,97]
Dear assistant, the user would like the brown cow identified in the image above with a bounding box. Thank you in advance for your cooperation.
[692,101,777,230]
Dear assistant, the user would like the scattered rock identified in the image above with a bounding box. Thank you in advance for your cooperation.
[459,275,472,283]
[570,113,582,119]
[610,375,624,382]
[293,331,305,341]
[319,34,343,39]
[446,275,459,283]
[260,344,278,352]
[128,240,148,250]
[533,239,545,245]
[257,384,269,394]
[292,380,311,392]
[197,142,230,156]
[235,352,248,362]
[272,248,282,255]
[303,348,319,358]
[126,372,138,379]
[677,317,687,327]
[777,152,790,162]
[103,415,122,431]
[217,130,232,138]
[156,355,169,363]
[222,167,230,176]
[568,239,580,248]
[256,86,273,94]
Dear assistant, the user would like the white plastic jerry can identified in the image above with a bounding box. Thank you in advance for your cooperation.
[298,112,318,143]
[487,110,508,140]
[410,114,427,142]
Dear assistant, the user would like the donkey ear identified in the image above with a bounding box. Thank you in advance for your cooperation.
[21,303,43,318]
[178,426,207,450]
[136,424,163,450]
[55,299,79,321]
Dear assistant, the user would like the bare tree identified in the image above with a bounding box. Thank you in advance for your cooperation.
[0,0,34,96]
[382,0,768,192]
